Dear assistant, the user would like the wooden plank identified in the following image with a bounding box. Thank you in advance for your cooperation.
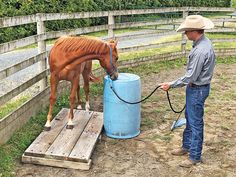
[46,25,108,40]
[69,112,103,162]
[45,110,93,159]
[0,52,47,80]
[0,34,46,54]
[0,69,50,107]
[24,108,68,157]
[22,154,91,170]
[0,15,36,28]
[44,11,108,21]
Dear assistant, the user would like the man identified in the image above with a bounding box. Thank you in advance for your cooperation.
[160,15,215,168]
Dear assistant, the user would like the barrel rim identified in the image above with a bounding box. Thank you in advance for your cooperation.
[104,73,140,83]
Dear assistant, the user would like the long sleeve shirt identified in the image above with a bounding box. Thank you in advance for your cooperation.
[170,35,216,88]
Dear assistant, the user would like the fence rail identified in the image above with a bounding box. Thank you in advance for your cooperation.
[0,52,47,80]
[1,7,234,28]
[0,7,236,144]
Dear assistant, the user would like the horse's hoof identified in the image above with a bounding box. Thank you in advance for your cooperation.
[44,126,51,131]
[77,105,82,110]
[66,124,74,129]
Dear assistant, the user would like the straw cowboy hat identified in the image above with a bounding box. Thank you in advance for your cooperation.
[177,15,214,32]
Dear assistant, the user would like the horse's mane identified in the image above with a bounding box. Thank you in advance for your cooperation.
[53,36,109,55]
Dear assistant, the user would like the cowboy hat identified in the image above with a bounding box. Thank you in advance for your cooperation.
[176,15,214,32]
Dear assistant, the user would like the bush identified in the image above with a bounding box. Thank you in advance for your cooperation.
[0,0,231,43]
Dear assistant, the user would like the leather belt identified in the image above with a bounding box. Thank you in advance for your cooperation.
[189,83,209,87]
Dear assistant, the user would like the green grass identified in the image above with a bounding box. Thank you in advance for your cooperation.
[0,95,31,120]
[119,45,182,61]
[141,118,156,129]
[207,32,236,39]
[120,57,186,76]
[216,55,236,64]
[150,133,173,142]
[231,0,236,8]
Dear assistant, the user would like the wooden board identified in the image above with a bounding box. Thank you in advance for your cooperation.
[22,154,92,170]
[22,108,103,170]
[69,112,103,162]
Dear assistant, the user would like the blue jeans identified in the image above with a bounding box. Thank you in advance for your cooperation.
[182,84,210,161]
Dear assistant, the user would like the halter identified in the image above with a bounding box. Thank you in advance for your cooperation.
[106,45,117,77]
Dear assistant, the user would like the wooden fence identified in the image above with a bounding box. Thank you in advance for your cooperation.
[0,7,236,144]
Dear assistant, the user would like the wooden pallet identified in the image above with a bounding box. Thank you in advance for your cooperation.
[22,108,103,170]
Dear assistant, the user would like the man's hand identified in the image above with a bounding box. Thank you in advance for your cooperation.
[160,82,171,91]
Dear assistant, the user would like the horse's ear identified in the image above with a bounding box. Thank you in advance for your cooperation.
[108,39,118,46]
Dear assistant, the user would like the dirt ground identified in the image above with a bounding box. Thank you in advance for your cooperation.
[15,63,236,177]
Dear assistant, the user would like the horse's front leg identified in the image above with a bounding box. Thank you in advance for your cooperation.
[67,78,79,129]
[45,74,58,131]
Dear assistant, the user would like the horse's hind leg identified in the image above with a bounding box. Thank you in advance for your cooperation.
[67,77,79,129]
[45,73,58,131]
[76,75,82,110]
[82,68,90,112]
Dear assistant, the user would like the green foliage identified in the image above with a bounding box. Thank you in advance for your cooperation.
[158,0,231,7]
[0,95,31,120]
[0,0,232,43]
[231,0,236,7]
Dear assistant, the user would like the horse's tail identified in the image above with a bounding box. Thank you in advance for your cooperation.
[89,72,101,83]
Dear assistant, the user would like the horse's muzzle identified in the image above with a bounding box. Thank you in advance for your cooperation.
[110,71,118,80]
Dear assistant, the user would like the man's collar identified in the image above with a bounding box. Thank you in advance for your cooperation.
[192,34,204,48]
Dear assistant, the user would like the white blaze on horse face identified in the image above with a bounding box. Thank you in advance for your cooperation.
[85,101,90,112]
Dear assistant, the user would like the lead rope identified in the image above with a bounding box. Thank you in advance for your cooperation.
[109,80,186,128]
[109,82,161,104]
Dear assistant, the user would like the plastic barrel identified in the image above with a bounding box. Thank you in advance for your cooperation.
[103,73,141,139]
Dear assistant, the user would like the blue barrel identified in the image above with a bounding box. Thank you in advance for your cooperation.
[103,73,141,139]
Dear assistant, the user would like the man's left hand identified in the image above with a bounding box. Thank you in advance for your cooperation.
[160,82,171,91]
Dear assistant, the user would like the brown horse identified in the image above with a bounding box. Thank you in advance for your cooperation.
[45,36,118,130]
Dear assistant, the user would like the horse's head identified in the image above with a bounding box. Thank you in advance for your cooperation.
[100,39,119,80]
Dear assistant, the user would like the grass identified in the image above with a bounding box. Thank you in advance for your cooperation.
[231,0,236,8]
[0,95,31,120]
[150,133,173,142]
[141,118,156,129]
[119,45,182,62]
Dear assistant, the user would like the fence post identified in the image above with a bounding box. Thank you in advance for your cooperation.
[181,33,187,54]
[181,10,188,54]
[108,12,115,38]
[36,13,47,91]
[182,10,188,19]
